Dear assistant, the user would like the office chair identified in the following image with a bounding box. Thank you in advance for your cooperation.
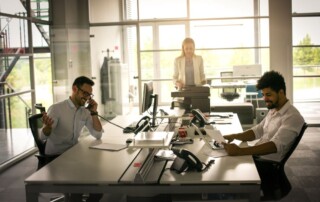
[254,123,308,201]
[220,71,240,101]
[29,107,68,202]
[29,113,60,170]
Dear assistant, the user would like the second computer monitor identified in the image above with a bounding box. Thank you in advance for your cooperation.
[141,81,158,127]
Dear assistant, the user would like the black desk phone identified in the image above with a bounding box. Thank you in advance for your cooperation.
[171,147,203,173]
[190,109,212,127]
[123,116,151,134]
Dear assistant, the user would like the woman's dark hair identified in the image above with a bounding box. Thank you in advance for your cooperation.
[72,76,94,87]
[256,70,286,95]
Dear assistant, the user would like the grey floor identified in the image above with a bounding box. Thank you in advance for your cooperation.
[0,102,320,202]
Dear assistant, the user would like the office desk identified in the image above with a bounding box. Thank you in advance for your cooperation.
[210,81,247,89]
[25,114,260,202]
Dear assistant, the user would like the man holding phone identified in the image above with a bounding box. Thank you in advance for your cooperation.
[41,76,103,202]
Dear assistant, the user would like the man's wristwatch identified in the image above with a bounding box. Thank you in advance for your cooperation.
[90,111,98,116]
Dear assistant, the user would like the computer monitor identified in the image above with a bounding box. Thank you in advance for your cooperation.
[141,81,158,127]
[233,64,262,78]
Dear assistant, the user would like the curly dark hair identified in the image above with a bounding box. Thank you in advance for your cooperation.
[72,76,94,87]
[256,70,286,95]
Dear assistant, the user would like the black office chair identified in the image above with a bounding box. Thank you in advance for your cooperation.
[220,71,240,101]
[29,107,67,202]
[29,113,60,170]
[29,104,60,170]
[254,123,308,201]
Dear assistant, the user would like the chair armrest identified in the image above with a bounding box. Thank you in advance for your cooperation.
[253,155,281,167]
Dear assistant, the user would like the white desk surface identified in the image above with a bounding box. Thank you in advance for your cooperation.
[211,81,246,88]
[161,113,260,185]
[25,112,260,201]
[25,115,142,184]
[210,80,257,89]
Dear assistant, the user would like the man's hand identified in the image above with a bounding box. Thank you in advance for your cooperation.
[222,143,241,156]
[223,134,236,143]
[42,113,54,136]
[87,98,98,112]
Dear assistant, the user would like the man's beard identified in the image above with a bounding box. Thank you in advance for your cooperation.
[266,101,278,109]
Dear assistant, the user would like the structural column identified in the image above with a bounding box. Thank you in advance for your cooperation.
[269,0,293,101]
[50,0,91,102]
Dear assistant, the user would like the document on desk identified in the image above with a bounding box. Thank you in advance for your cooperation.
[203,148,228,158]
[208,117,232,124]
[202,139,243,158]
[89,143,127,151]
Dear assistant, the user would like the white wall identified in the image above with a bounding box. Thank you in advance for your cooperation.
[89,0,121,23]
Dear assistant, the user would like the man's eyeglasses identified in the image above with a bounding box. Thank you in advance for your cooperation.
[77,86,94,99]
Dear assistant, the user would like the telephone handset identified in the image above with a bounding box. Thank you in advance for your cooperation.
[171,147,203,173]
[123,116,151,134]
[191,109,209,127]
[85,101,93,110]
[133,116,151,134]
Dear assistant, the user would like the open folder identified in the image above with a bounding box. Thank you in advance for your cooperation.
[192,123,226,150]
[89,143,127,151]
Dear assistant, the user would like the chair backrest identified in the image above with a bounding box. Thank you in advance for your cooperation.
[220,71,237,93]
[282,123,308,164]
[220,71,239,101]
[245,84,263,98]
[29,113,46,155]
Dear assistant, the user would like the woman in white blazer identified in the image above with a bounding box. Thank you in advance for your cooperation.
[173,37,206,89]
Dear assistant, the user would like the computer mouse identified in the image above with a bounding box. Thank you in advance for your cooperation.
[126,138,133,144]
[123,126,135,133]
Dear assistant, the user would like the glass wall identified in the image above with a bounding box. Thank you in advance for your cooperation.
[0,0,52,167]
[292,0,320,101]
[127,0,269,106]
[89,0,320,113]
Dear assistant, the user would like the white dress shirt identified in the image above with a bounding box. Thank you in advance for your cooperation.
[41,98,102,155]
[251,101,305,162]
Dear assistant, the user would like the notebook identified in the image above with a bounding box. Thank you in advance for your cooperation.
[191,123,226,150]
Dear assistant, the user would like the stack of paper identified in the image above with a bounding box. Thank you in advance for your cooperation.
[129,131,174,148]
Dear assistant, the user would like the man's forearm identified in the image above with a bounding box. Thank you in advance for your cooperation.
[239,141,277,156]
[91,115,102,132]
[233,130,256,142]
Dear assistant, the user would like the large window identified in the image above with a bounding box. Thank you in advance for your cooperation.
[292,0,320,101]
[89,0,320,112]
[124,0,269,106]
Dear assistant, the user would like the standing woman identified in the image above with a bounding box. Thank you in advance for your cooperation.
[173,37,206,89]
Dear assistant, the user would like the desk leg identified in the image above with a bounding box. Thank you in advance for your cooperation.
[248,186,261,202]
[25,185,39,202]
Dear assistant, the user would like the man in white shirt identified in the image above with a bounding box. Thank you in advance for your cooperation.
[222,70,305,198]
[41,76,103,202]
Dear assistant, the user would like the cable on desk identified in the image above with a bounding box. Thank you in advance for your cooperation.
[98,115,125,129]
[201,159,215,171]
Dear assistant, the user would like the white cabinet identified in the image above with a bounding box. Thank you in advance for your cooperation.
[102,61,130,117]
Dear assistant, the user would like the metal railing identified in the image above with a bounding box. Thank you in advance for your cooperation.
[0,82,33,129]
